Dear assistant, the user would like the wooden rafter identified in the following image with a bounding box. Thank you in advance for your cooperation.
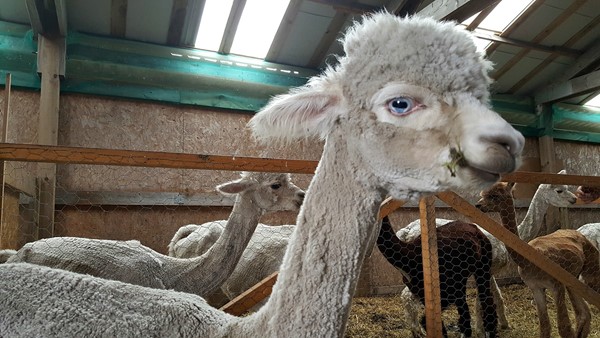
[485,0,544,56]
[492,0,587,81]
[508,15,600,93]
[166,0,189,46]
[534,70,600,104]
[306,11,349,68]
[556,36,600,84]
[265,0,303,62]
[110,0,128,38]
[219,0,246,54]
[465,1,500,31]
[417,0,498,22]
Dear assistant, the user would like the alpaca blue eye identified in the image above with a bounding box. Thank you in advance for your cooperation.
[388,97,414,115]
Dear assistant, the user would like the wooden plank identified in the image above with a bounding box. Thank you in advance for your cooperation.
[0,143,319,174]
[508,15,600,93]
[218,0,246,54]
[37,36,62,240]
[56,191,235,207]
[221,271,279,315]
[307,11,349,68]
[501,171,600,186]
[0,73,10,249]
[221,197,406,315]
[110,0,128,38]
[419,195,443,338]
[436,191,600,309]
[485,0,544,56]
[418,0,497,22]
[166,0,189,46]
[534,70,600,104]
[492,0,587,81]
[265,0,303,62]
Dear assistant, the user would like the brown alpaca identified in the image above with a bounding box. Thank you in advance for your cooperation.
[576,186,600,204]
[477,182,600,338]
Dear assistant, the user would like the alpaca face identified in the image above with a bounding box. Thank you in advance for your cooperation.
[217,172,305,212]
[476,182,516,213]
[534,170,577,208]
[249,13,525,201]
[362,83,524,200]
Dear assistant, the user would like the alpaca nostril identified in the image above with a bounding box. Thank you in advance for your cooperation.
[481,134,523,157]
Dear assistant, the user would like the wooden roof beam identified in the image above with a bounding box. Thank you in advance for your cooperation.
[166,0,206,47]
[110,0,128,38]
[219,0,246,54]
[25,0,67,38]
[265,0,303,62]
[417,0,498,22]
[535,70,600,104]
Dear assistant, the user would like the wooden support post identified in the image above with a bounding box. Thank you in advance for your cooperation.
[36,36,63,239]
[419,195,443,338]
[0,73,10,248]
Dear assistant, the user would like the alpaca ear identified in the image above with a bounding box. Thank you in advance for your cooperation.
[248,86,345,142]
[557,169,567,175]
[506,181,516,190]
[216,180,254,195]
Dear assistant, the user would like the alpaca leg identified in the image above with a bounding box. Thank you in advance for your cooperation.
[553,286,575,338]
[475,273,497,338]
[401,287,426,338]
[455,291,472,337]
[566,287,590,338]
[491,277,508,329]
[531,287,553,338]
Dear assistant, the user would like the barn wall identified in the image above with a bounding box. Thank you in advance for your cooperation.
[3,89,600,297]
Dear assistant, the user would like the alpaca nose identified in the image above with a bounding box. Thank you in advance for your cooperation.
[481,131,524,159]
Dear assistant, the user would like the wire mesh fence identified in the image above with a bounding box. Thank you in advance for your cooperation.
[1,144,600,338]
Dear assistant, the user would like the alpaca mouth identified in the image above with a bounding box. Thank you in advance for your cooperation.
[465,165,501,183]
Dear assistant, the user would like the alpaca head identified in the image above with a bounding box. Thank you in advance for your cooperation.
[535,170,577,207]
[575,185,600,204]
[476,181,516,213]
[249,13,524,201]
[217,172,305,212]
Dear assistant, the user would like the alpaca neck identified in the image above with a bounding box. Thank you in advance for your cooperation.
[231,132,385,337]
[517,188,549,242]
[377,217,418,273]
[164,195,262,295]
[497,197,530,267]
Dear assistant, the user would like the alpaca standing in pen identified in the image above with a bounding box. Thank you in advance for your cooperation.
[0,13,524,337]
[477,181,600,338]
[1,172,304,298]
[378,216,497,337]
[396,170,577,334]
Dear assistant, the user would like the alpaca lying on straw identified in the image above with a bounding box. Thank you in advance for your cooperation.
[0,13,523,337]
[1,172,303,298]
[169,221,294,307]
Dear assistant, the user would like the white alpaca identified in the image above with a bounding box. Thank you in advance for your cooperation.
[396,170,577,336]
[2,172,304,297]
[0,249,16,263]
[578,223,600,250]
[0,13,524,337]
[169,221,294,306]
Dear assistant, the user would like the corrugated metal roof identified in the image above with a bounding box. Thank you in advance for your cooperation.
[0,0,599,138]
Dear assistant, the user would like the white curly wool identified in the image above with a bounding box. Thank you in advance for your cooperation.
[2,172,303,298]
[0,13,523,337]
